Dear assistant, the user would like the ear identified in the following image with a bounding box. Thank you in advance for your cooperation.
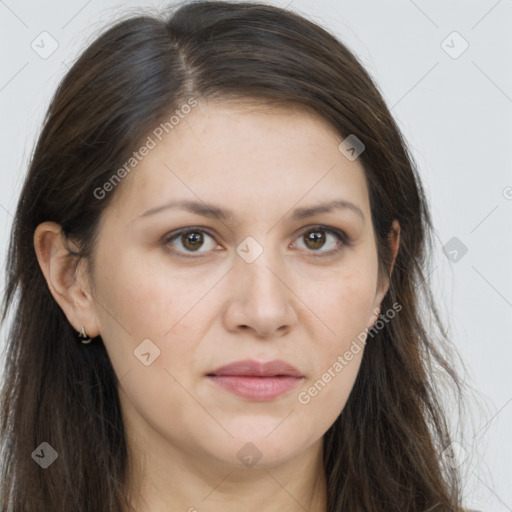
[368,219,401,327]
[33,221,100,338]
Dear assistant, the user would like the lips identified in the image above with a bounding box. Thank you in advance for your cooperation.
[207,359,304,401]
[208,359,303,378]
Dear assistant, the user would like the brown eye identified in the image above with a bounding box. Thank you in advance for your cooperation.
[164,228,218,256]
[303,230,326,250]
[293,226,348,256]
[181,231,204,251]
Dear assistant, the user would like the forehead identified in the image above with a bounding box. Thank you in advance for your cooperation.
[108,99,370,223]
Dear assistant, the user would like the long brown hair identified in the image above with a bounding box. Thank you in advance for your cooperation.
[1,1,467,510]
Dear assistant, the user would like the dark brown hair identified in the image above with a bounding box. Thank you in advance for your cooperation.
[1,1,467,510]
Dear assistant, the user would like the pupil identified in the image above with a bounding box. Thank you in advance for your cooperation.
[183,232,203,251]
[306,231,325,249]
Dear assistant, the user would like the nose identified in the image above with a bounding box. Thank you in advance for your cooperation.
[222,248,298,339]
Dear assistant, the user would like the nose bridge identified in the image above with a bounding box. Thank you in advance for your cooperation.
[235,238,287,304]
[223,234,297,336]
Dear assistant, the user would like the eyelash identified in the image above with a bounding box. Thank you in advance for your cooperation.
[163,225,352,259]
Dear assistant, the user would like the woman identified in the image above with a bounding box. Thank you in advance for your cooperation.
[0,1,470,510]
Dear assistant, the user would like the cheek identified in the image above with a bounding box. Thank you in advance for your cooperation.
[316,280,371,382]
[292,277,373,435]
[92,255,204,437]
[94,246,205,339]
[303,265,377,346]
[93,249,219,380]
[294,261,377,409]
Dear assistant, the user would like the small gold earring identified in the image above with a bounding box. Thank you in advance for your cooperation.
[78,325,92,344]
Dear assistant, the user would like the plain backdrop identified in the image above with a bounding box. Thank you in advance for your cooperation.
[1,0,511,510]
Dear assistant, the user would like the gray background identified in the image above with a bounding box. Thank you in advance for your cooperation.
[1,0,511,509]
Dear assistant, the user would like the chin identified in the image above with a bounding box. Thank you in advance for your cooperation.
[201,420,315,468]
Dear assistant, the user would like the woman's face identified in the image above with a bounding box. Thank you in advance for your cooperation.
[80,100,393,470]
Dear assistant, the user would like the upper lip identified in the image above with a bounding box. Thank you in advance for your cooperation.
[208,359,303,378]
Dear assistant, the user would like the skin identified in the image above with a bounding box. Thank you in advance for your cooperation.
[34,99,400,512]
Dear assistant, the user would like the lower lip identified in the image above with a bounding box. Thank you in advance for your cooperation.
[208,375,303,401]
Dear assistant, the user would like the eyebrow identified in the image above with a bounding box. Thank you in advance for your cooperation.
[137,198,365,223]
